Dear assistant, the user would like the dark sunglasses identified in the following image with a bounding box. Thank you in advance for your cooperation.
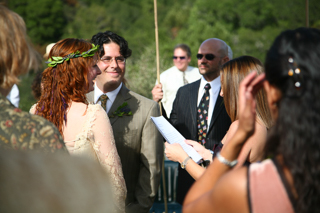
[173,56,186,60]
[196,54,215,60]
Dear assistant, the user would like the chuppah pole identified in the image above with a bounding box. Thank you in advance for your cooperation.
[153,0,168,213]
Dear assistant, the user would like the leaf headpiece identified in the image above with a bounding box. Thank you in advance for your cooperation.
[46,44,99,67]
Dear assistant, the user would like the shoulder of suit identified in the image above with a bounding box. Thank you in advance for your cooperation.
[127,90,158,106]
[86,91,95,104]
[174,80,200,100]
[179,79,200,91]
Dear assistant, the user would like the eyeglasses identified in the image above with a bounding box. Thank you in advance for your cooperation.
[100,56,126,64]
[196,54,215,61]
[173,56,186,60]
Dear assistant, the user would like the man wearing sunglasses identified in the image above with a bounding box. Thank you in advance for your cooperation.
[152,44,201,117]
[155,38,232,204]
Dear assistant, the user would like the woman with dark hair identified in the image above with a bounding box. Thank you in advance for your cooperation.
[182,27,320,213]
[30,38,126,212]
[165,56,272,180]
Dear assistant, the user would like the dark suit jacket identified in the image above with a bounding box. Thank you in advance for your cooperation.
[87,85,163,213]
[169,79,231,204]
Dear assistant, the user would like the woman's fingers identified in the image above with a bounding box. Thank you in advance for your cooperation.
[237,71,266,137]
[248,73,265,96]
[185,140,198,146]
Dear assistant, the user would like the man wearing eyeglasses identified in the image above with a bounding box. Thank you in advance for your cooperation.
[86,31,163,213]
[152,44,201,117]
[154,38,232,204]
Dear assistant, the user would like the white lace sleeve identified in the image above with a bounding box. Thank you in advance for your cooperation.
[29,103,37,114]
[89,105,126,212]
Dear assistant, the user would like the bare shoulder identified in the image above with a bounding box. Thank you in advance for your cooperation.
[210,167,250,213]
[248,122,267,149]
[224,120,239,143]
[245,122,267,162]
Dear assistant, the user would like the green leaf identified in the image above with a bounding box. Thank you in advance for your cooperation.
[52,56,63,60]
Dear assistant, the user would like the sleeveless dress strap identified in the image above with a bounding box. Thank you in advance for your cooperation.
[248,159,295,213]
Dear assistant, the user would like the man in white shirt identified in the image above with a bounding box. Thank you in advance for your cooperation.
[6,84,20,108]
[152,44,201,117]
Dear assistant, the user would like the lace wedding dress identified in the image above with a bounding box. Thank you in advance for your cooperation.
[30,103,126,212]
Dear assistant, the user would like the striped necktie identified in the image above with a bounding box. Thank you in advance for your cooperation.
[98,94,108,111]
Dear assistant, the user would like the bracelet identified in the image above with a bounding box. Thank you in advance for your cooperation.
[181,156,192,169]
[216,152,238,168]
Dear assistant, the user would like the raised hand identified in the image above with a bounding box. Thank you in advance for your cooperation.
[151,83,163,102]
[237,71,265,140]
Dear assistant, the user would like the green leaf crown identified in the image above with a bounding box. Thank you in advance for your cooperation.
[46,44,99,67]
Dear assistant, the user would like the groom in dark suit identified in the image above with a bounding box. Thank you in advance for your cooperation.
[87,31,163,213]
[152,38,232,204]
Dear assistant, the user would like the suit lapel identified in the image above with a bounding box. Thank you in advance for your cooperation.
[108,85,131,125]
[86,91,94,104]
[190,80,200,135]
[208,88,224,133]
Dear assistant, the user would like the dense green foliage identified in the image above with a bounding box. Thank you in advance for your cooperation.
[3,0,320,111]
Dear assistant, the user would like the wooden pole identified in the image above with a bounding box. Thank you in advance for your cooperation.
[154,1,167,213]
[153,0,162,114]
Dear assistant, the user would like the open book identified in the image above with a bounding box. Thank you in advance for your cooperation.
[151,116,203,164]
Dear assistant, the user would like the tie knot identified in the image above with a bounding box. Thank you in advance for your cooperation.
[99,94,108,102]
[204,83,211,90]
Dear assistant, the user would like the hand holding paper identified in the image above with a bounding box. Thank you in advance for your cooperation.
[151,116,203,163]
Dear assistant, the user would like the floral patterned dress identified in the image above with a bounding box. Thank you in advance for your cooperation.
[0,94,66,153]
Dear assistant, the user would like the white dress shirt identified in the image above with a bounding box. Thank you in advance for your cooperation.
[157,65,201,116]
[6,84,20,108]
[197,76,221,126]
[94,83,122,113]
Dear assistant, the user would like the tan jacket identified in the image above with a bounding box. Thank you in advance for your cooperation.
[87,85,163,213]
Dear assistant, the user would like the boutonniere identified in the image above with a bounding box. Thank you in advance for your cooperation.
[109,102,132,118]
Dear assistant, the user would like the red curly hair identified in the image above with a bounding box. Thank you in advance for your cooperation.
[36,38,96,136]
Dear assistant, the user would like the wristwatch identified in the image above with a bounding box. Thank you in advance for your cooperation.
[181,156,192,169]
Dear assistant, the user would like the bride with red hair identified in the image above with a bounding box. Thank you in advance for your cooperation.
[31,38,126,212]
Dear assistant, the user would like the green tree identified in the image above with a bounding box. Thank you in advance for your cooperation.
[8,0,65,44]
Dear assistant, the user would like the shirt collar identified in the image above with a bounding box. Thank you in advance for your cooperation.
[199,75,221,92]
[94,82,123,104]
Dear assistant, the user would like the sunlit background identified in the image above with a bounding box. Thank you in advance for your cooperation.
[2,0,319,111]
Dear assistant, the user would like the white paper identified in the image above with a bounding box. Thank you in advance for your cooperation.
[151,116,203,163]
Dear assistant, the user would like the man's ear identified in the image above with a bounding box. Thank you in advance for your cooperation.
[221,56,229,64]
[187,56,191,63]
